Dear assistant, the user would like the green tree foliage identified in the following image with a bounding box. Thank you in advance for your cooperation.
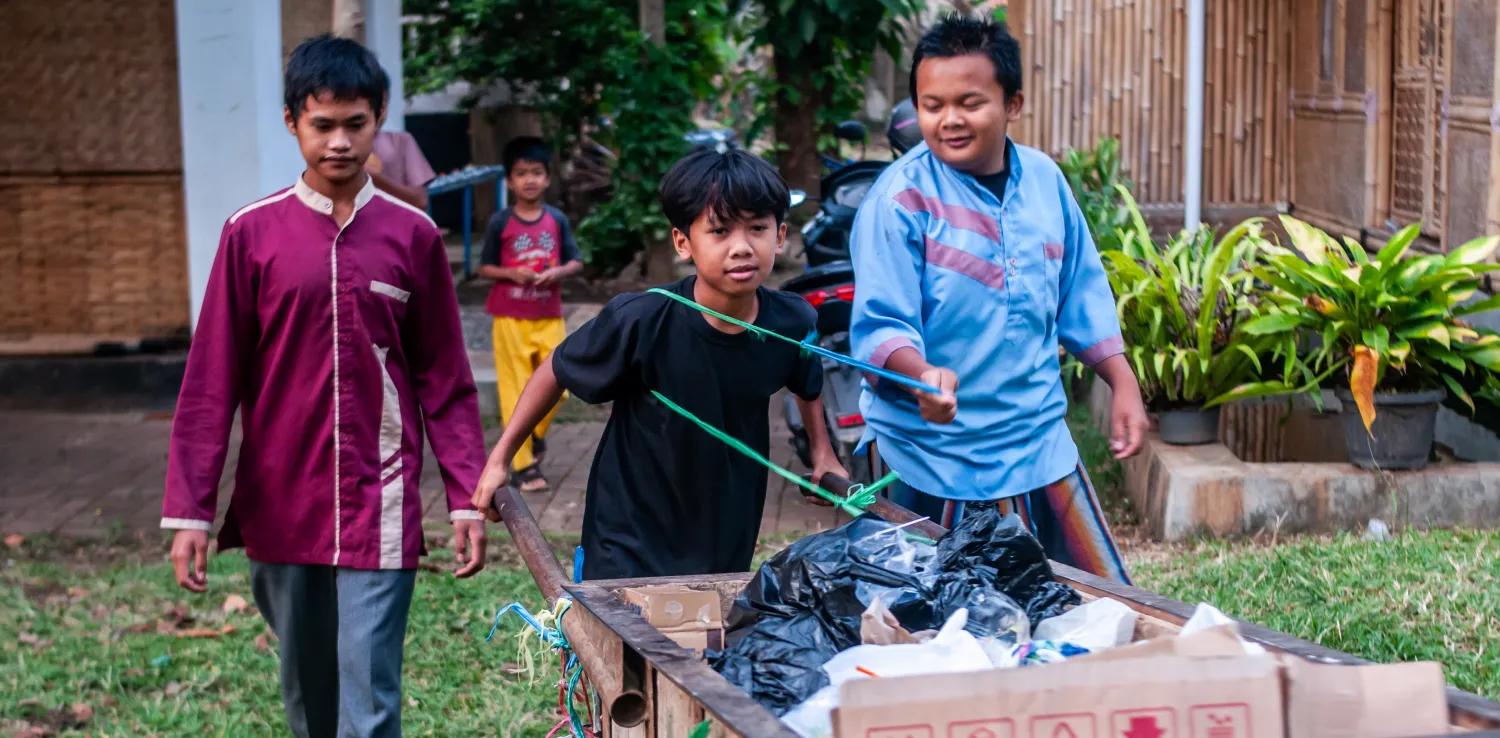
[734,0,924,192]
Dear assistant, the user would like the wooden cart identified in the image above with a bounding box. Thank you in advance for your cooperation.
[491,484,1500,737]
[564,561,1500,738]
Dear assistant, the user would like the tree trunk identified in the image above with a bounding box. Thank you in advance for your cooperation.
[773,49,826,196]
[640,0,676,284]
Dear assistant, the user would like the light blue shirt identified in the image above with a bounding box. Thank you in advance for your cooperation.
[850,139,1123,500]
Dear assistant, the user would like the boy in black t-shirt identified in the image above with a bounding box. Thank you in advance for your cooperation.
[472,147,848,580]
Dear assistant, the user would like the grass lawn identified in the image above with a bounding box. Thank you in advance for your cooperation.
[1132,531,1500,700]
[3,407,1497,734]
[1067,402,1500,700]
[0,536,566,737]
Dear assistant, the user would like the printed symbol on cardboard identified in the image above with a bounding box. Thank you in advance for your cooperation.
[1031,713,1097,738]
[948,718,1015,738]
[867,725,935,738]
[1110,708,1176,738]
[1189,704,1251,738]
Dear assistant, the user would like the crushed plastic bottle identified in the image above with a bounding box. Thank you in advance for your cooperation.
[1363,519,1392,542]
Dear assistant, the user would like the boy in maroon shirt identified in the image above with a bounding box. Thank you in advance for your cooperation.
[478,137,583,493]
[162,35,487,738]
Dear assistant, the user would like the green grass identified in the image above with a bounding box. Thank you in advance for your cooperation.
[1133,530,1500,700]
[0,538,566,737]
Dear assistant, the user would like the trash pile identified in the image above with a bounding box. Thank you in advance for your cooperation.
[710,507,1116,735]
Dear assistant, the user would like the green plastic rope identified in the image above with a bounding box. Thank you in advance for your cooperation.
[647,288,942,395]
[649,389,898,517]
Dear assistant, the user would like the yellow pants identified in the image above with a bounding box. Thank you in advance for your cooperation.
[492,316,567,471]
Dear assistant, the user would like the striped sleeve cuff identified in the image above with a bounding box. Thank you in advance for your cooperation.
[865,336,919,387]
[449,510,483,522]
[160,517,213,532]
[1075,335,1126,367]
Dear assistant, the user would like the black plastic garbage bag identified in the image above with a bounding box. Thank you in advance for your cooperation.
[712,508,1080,715]
[724,516,939,652]
[932,503,1080,626]
[715,613,834,714]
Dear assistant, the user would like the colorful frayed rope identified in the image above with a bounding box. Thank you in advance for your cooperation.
[487,598,597,737]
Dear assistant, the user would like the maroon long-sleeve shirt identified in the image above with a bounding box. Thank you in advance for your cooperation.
[162,176,485,570]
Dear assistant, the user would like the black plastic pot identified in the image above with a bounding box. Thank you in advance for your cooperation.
[1334,388,1444,471]
[1158,405,1221,445]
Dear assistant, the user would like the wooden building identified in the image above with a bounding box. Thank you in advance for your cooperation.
[0,0,402,353]
[1007,0,1500,253]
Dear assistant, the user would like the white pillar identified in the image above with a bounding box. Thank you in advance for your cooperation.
[1184,0,1206,231]
[175,0,305,330]
[365,0,405,131]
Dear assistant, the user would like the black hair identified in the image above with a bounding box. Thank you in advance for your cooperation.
[284,34,388,121]
[909,15,1023,102]
[503,137,552,175]
[659,146,790,233]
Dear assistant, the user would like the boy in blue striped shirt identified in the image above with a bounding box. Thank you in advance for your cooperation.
[850,16,1147,582]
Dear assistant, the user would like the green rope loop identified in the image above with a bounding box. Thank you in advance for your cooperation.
[650,389,899,518]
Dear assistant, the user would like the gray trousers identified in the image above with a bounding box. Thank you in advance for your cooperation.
[250,562,417,738]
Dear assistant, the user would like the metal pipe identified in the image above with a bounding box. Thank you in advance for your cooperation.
[490,486,648,727]
[1185,0,1206,231]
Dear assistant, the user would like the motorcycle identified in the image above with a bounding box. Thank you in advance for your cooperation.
[781,103,925,488]
[780,117,906,486]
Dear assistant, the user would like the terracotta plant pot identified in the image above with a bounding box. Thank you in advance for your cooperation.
[1157,405,1221,445]
[1334,388,1444,471]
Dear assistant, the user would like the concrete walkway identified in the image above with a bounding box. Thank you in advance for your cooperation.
[0,402,851,542]
[0,295,855,541]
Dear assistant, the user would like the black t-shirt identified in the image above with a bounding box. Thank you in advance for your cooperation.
[551,277,823,580]
[974,140,1014,202]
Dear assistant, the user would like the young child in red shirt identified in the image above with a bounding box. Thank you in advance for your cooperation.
[478,137,584,493]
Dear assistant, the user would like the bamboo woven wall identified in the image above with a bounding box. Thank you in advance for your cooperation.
[1008,0,1293,207]
[0,0,190,341]
[0,177,190,340]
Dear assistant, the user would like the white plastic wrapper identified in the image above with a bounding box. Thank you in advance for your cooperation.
[782,609,996,738]
[1032,597,1138,651]
[1180,602,1266,655]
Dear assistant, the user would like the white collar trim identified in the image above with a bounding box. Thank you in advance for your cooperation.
[294,174,377,217]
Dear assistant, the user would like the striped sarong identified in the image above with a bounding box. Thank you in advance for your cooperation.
[886,464,1132,584]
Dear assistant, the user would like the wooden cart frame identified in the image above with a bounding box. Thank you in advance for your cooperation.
[564,562,1500,738]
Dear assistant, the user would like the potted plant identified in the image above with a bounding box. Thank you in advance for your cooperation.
[1102,189,1296,445]
[1240,219,1500,470]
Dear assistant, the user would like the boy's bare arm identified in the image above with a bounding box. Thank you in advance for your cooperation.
[369,170,430,210]
[478,264,537,284]
[534,259,583,286]
[794,395,849,485]
[884,346,959,424]
[472,352,565,520]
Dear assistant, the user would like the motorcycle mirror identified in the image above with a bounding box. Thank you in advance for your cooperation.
[789,190,808,208]
[834,121,868,143]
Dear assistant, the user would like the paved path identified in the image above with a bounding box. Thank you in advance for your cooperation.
[0,403,852,541]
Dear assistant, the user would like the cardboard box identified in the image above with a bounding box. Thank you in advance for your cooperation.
[1283,659,1448,738]
[836,654,1284,738]
[832,624,1451,738]
[622,586,721,629]
[622,586,723,657]
[1070,625,1250,663]
[656,625,725,655]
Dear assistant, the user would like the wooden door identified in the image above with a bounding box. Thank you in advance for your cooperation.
[1389,0,1449,238]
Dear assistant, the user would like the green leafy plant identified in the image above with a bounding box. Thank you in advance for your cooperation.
[1060,136,1132,253]
[731,0,924,192]
[405,0,725,277]
[1102,188,1300,409]
[1239,219,1500,432]
[576,41,696,277]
